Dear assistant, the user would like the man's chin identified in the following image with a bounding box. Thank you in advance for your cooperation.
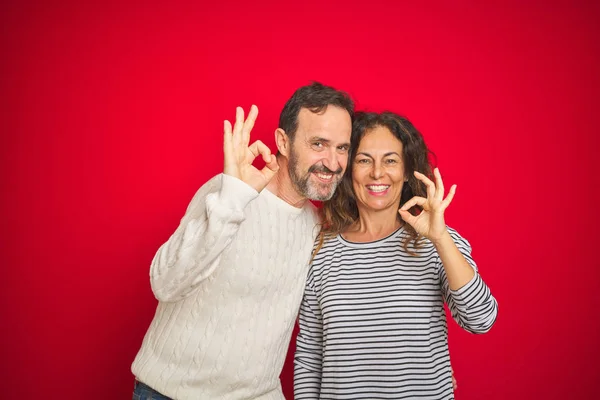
[307,182,338,201]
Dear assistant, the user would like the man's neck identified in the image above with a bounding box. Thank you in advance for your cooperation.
[265,156,307,209]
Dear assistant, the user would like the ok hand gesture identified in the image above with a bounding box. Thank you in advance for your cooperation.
[223,105,279,193]
[398,168,457,244]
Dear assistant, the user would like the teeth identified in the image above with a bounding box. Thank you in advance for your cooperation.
[316,173,333,180]
[367,185,389,192]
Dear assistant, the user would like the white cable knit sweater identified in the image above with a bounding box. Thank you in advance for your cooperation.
[132,174,319,400]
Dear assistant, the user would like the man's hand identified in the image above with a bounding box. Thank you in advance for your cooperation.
[451,365,457,391]
[223,105,279,192]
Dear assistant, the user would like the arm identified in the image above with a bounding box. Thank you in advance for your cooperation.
[151,105,279,302]
[150,174,258,302]
[294,284,324,400]
[399,168,498,333]
[438,229,498,333]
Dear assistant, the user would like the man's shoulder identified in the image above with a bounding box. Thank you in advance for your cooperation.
[203,173,223,188]
[197,173,256,197]
[190,173,223,194]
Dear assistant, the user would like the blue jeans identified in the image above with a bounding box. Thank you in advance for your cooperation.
[132,380,173,400]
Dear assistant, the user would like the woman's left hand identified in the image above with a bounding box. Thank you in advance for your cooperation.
[398,167,456,244]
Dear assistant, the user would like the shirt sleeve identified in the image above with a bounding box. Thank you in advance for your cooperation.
[149,174,259,302]
[294,283,323,399]
[439,228,498,333]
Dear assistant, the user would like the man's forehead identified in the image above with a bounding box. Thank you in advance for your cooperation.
[296,106,351,134]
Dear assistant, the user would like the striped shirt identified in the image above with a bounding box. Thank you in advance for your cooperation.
[294,226,498,399]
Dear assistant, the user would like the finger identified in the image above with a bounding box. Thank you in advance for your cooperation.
[441,184,457,208]
[223,120,233,151]
[248,139,271,160]
[264,152,279,172]
[398,209,418,227]
[242,105,258,145]
[223,120,235,175]
[261,156,280,180]
[414,171,436,200]
[451,365,457,390]
[233,106,244,141]
[249,140,279,180]
[224,119,233,135]
[433,168,444,201]
[400,196,427,211]
[224,119,233,138]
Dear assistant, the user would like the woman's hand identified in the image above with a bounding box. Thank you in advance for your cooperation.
[398,168,456,244]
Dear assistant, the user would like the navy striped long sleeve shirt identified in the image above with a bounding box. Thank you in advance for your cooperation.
[294,226,498,400]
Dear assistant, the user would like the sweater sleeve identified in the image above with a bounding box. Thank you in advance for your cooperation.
[149,174,259,302]
[439,229,498,334]
[294,283,323,400]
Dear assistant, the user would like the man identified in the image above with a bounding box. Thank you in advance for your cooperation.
[131,82,354,400]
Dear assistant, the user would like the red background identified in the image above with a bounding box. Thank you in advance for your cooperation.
[2,1,599,399]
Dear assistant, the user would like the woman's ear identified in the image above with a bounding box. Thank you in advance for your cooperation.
[275,128,290,157]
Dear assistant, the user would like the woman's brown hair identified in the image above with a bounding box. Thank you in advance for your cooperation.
[313,111,435,258]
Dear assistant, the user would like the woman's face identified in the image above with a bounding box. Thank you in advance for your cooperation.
[352,125,406,214]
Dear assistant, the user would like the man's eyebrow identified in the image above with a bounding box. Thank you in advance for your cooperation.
[308,136,331,143]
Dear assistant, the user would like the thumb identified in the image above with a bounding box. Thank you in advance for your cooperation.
[398,209,417,227]
[260,154,279,181]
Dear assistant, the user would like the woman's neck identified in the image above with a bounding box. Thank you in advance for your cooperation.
[343,206,402,242]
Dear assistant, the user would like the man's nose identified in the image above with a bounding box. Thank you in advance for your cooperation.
[322,148,340,172]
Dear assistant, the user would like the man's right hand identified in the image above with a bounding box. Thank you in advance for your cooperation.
[223,105,279,192]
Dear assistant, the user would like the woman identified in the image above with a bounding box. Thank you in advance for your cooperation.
[294,111,498,399]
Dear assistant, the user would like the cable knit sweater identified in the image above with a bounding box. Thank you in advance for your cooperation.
[132,173,319,400]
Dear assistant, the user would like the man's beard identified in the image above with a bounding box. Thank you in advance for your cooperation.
[288,148,343,201]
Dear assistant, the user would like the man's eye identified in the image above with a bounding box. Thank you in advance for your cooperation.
[337,145,349,152]
[312,142,323,148]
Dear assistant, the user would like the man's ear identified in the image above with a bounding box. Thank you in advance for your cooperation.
[275,128,290,157]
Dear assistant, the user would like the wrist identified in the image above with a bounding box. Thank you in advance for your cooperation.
[430,229,452,248]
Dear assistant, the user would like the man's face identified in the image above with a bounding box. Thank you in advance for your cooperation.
[288,106,352,201]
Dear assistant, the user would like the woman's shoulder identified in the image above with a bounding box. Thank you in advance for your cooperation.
[399,225,468,253]
[408,226,473,255]
[311,234,343,260]
[445,226,473,250]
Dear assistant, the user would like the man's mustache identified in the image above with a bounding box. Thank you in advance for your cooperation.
[308,164,343,175]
